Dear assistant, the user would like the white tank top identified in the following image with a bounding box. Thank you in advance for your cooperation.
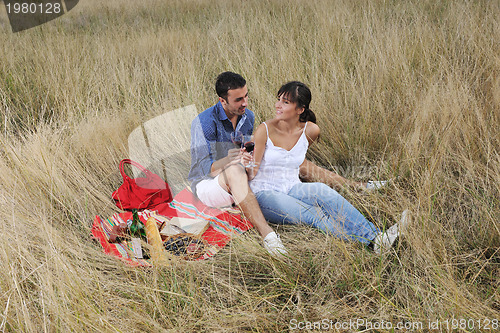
[249,122,309,194]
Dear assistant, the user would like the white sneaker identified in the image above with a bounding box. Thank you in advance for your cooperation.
[373,210,410,254]
[263,232,288,257]
[366,180,389,191]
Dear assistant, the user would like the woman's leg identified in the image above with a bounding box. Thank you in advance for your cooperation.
[287,183,379,245]
[255,190,331,228]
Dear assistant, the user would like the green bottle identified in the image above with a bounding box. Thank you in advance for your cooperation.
[130,209,148,259]
[130,209,146,239]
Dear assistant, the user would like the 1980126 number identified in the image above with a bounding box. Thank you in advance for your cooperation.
[5,2,61,14]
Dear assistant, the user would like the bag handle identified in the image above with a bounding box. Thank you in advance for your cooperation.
[119,159,150,180]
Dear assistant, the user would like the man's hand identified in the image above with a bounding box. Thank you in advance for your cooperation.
[228,149,252,167]
[211,148,245,174]
[226,148,241,160]
[211,148,253,175]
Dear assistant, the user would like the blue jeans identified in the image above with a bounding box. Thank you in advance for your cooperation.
[255,183,379,245]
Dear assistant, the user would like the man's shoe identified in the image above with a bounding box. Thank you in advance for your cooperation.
[373,210,409,254]
[263,232,288,257]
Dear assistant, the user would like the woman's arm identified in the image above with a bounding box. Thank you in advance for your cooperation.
[299,160,367,190]
[301,122,366,190]
[246,122,267,180]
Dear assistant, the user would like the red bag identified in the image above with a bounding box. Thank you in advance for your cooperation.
[112,159,173,211]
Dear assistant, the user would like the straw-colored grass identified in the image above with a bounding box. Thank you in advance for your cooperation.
[0,0,498,331]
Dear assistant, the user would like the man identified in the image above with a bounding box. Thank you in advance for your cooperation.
[188,72,286,255]
[188,72,386,256]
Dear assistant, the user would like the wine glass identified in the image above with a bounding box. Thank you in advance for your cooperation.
[242,134,256,168]
[230,130,243,148]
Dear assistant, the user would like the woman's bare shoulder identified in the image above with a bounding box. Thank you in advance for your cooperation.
[305,121,320,142]
[262,119,280,133]
[254,122,267,135]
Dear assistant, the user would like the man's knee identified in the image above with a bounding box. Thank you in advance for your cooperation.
[218,164,248,191]
[217,164,254,203]
[221,164,247,182]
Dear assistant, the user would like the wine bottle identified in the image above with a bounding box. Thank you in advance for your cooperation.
[130,209,147,259]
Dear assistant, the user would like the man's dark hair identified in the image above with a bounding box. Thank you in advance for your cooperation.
[215,72,246,100]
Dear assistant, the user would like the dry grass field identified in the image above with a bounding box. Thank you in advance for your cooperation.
[0,0,498,331]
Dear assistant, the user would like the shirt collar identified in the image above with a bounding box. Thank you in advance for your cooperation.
[215,101,228,121]
[215,101,248,129]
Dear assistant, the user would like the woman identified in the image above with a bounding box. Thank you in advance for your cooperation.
[247,81,407,253]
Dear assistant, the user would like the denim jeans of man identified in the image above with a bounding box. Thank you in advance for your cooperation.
[255,183,379,244]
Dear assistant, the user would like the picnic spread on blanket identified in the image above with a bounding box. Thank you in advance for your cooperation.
[92,185,253,267]
[91,106,254,267]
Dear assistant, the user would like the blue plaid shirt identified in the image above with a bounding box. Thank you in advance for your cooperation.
[188,101,254,194]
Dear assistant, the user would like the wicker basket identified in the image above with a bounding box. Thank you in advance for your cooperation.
[163,233,208,260]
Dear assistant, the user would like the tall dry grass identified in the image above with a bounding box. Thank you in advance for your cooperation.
[0,0,498,331]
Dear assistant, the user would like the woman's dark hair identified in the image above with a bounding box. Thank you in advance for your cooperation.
[277,81,316,123]
[215,72,247,100]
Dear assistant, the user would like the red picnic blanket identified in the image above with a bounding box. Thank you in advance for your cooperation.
[91,187,253,267]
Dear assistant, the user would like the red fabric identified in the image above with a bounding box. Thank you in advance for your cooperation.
[112,159,173,211]
[91,214,148,267]
[161,189,253,248]
[92,187,254,266]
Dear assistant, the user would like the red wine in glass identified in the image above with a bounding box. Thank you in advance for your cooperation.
[242,135,256,167]
[230,131,243,148]
[243,141,255,153]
